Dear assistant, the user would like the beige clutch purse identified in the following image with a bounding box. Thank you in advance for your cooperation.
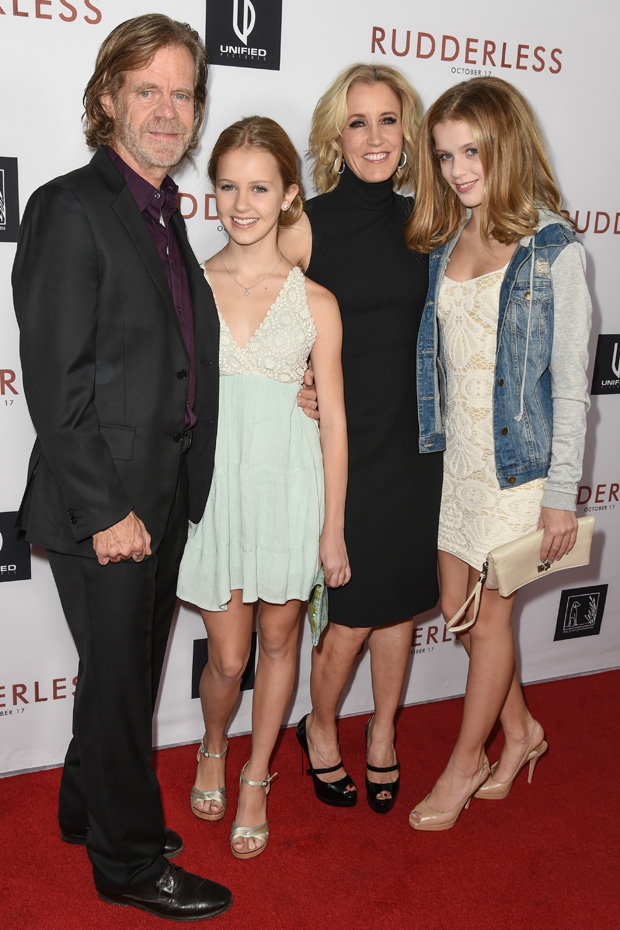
[447,515,595,634]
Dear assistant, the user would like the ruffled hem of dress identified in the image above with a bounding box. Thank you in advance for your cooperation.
[177,543,320,612]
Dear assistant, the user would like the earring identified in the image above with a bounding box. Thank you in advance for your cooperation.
[398,151,407,169]
[217,224,224,232]
[334,155,345,175]
[282,202,289,211]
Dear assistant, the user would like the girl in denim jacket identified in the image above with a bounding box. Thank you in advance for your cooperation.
[406,77,591,830]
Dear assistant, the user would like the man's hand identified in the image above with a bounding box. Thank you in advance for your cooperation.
[297,367,319,422]
[92,511,152,566]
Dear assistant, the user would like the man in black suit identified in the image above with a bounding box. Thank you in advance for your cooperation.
[12,14,232,921]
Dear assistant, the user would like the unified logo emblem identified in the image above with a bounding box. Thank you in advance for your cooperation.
[591,334,620,395]
[554,584,607,641]
[233,0,256,45]
[0,512,32,583]
[206,0,283,71]
[0,157,19,242]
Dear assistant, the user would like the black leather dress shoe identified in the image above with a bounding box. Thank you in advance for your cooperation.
[59,822,184,859]
[96,863,233,921]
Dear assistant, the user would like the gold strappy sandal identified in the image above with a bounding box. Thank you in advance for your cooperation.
[190,740,228,822]
[229,762,277,860]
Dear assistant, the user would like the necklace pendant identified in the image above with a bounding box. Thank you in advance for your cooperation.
[220,250,284,298]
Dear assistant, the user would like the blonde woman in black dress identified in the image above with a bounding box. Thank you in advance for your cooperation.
[281,64,443,813]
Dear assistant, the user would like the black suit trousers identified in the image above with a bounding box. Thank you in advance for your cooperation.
[47,457,189,893]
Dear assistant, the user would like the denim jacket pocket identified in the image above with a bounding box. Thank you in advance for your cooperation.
[506,282,552,338]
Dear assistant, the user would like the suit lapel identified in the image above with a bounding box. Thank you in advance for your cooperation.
[172,211,211,306]
[171,210,220,344]
[90,149,185,345]
[91,149,220,364]
[112,184,177,317]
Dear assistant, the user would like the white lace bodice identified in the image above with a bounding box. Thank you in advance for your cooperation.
[437,267,545,569]
[205,265,316,383]
[440,268,504,480]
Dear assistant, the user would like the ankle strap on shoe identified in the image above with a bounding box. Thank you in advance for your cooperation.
[366,761,401,774]
[307,759,345,776]
[240,770,278,789]
[198,739,229,759]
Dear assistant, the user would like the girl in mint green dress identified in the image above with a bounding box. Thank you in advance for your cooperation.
[177,117,349,860]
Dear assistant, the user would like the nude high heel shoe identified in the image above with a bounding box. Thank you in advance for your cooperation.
[475,726,548,800]
[409,756,490,831]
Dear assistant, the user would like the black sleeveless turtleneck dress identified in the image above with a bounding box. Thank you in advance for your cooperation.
[305,167,442,627]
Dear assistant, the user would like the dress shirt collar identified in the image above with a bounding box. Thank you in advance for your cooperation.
[103,146,179,218]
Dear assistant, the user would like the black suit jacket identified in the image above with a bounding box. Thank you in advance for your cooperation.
[13,148,219,556]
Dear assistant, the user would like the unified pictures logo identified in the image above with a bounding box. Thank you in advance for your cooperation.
[206,0,283,70]
[554,584,607,641]
[0,157,19,243]
[591,334,620,395]
[0,512,31,583]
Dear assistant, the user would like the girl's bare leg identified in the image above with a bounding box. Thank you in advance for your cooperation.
[440,552,543,786]
[411,552,519,818]
[193,590,254,816]
[232,599,302,854]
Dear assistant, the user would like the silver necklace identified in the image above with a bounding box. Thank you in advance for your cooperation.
[220,251,284,296]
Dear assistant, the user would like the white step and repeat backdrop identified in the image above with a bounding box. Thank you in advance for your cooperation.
[1,1,618,775]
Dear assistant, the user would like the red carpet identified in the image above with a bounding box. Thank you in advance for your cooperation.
[3,670,618,930]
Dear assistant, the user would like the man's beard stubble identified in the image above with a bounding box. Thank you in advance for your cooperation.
[114,111,193,172]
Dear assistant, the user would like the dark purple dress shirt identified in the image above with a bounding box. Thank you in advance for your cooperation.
[105,146,197,428]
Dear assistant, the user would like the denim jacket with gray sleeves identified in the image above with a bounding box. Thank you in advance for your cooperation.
[417,211,592,511]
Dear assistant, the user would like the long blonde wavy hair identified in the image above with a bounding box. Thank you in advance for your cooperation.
[406,76,566,252]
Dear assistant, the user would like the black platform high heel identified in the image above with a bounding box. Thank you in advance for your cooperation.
[365,716,400,814]
[295,714,357,807]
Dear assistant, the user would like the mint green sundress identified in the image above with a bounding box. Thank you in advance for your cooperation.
[177,265,324,610]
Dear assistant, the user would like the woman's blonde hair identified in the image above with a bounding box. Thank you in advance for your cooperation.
[309,63,423,194]
[406,76,566,253]
[207,116,304,227]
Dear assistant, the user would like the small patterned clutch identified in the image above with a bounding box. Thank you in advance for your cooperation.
[308,567,328,646]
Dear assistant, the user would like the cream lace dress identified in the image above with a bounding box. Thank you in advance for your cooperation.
[437,267,545,570]
[177,265,324,610]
